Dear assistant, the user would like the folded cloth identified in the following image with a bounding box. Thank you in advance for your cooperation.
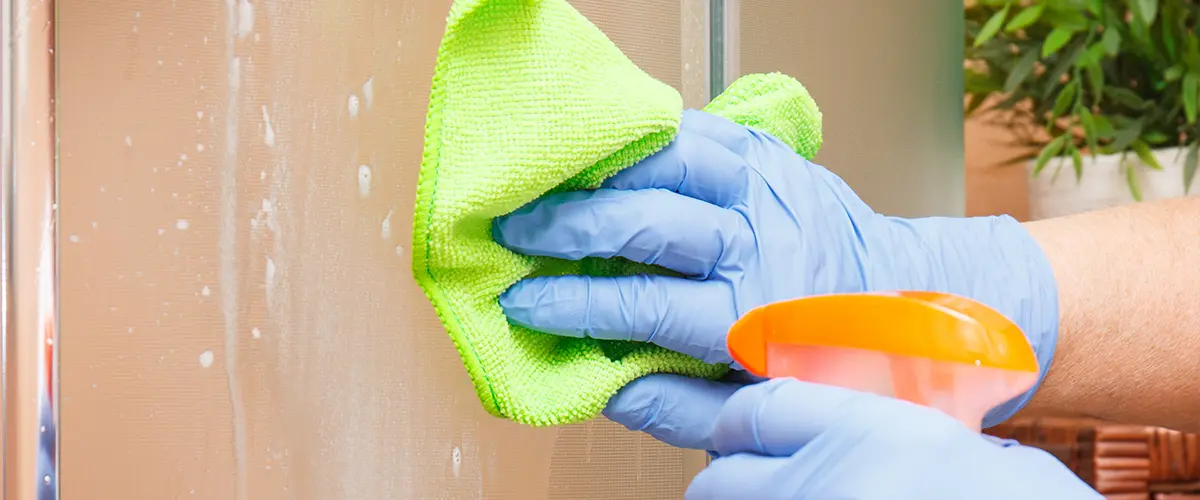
[412,0,823,426]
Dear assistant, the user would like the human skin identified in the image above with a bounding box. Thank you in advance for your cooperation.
[1018,196,1200,432]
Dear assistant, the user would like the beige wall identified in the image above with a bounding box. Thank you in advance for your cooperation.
[965,114,1031,220]
[57,1,706,498]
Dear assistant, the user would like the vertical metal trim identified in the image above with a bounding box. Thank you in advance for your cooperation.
[708,0,723,97]
[709,0,739,96]
[2,0,58,497]
[721,0,739,89]
[1,0,12,494]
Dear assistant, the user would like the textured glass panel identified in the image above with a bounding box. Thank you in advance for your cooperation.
[736,0,965,217]
[57,0,706,498]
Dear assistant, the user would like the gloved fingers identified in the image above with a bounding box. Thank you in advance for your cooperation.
[711,378,872,457]
[499,274,736,364]
[685,453,796,500]
[493,188,748,278]
[674,109,760,157]
[602,114,752,208]
[602,374,743,450]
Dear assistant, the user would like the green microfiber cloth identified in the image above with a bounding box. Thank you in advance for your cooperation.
[412,0,823,426]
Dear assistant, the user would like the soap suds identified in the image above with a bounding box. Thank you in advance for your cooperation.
[237,0,254,39]
[381,210,393,240]
[251,198,277,234]
[347,94,360,118]
[202,286,212,297]
[362,77,374,110]
[265,257,276,302]
[229,57,242,89]
[251,327,261,339]
[176,219,190,230]
[261,105,275,147]
[357,165,372,198]
[199,350,215,368]
[222,1,248,497]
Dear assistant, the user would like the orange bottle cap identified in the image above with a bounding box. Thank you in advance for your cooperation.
[726,291,1038,377]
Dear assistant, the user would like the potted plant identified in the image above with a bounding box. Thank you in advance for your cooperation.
[965,0,1200,219]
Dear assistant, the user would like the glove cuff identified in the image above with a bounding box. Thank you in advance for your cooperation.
[977,216,1059,427]
[876,214,1059,428]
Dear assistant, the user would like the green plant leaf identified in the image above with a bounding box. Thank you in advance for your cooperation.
[1085,62,1105,100]
[974,5,1011,47]
[1079,107,1099,155]
[1003,50,1040,93]
[1106,87,1146,109]
[1107,120,1143,153]
[1186,143,1199,194]
[1034,135,1070,175]
[966,93,988,116]
[1043,28,1075,57]
[1040,43,1084,100]
[1126,160,1143,201]
[1142,131,1171,145]
[1101,28,1122,55]
[1134,0,1158,26]
[1184,73,1199,124]
[1186,35,1200,71]
[1005,4,1045,32]
[1077,42,1108,68]
[1160,6,1178,60]
[1041,9,1091,31]
[1132,140,1163,170]
[1052,82,1078,118]
[1165,65,1185,82]
[1093,114,1116,138]
[965,68,1001,94]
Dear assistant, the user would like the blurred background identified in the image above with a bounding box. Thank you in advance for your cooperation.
[967,2,1200,499]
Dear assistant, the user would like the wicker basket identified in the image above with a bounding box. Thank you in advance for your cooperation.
[986,418,1200,500]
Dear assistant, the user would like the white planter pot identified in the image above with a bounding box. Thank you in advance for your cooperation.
[1027,146,1199,220]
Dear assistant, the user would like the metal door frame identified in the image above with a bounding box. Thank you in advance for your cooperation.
[2,0,59,498]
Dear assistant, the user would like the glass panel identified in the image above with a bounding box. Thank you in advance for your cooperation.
[733,0,965,217]
[56,1,707,498]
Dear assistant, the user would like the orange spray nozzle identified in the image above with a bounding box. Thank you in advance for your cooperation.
[726,291,1038,430]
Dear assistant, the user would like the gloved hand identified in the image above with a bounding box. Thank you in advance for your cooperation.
[682,377,1102,500]
[494,109,1059,428]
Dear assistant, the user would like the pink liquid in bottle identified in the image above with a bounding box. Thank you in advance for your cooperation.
[727,292,1042,431]
[766,343,1037,431]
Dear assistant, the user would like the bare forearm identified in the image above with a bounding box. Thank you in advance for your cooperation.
[1019,196,1200,431]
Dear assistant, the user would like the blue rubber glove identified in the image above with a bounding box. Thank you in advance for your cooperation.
[682,378,1101,499]
[494,109,1059,428]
